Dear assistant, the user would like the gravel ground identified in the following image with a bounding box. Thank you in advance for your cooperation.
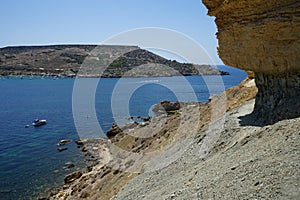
[112,100,300,200]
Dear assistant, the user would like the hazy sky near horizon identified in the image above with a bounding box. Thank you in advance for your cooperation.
[0,0,223,64]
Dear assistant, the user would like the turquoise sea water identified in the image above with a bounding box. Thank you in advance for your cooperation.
[0,66,246,199]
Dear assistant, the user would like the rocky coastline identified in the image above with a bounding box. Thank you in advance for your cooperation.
[45,76,299,200]
[40,73,299,200]
[43,76,260,200]
[39,0,299,199]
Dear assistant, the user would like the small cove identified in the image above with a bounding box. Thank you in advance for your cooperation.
[0,65,246,199]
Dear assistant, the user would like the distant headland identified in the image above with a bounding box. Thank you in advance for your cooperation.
[0,45,228,78]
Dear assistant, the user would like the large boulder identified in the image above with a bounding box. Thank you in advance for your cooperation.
[202,0,300,124]
[106,126,123,138]
[152,100,181,114]
[64,171,82,184]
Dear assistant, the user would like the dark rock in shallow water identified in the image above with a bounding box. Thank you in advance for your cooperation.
[64,171,82,184]
[65,162,75,168]
[75,139,84,147]
[82,147,88,152]
[84,152,93,157]
[57,147,68,152]
[112,122,117,128]
[58,139,72,146]
[141,116,151,122]
[0,189,16,194]
[38,187,61,200]
[37,196,49,200]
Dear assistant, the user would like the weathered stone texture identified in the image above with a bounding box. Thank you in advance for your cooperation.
[254,73,300,123]
[203,0,300,75]
[203,0,300,124]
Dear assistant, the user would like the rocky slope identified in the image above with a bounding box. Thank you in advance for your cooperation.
[48,76,299,200]
[0,45,227,77]
[202,0,300,124]
[40,1,300,199]
[47,77,259,200]
[112,100,300,200]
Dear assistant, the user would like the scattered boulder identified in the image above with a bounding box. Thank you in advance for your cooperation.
[37,195,49,200]
[122,121,139,130]
[152,100,180,114]
[139,122,149,127]
[65,162,75,168]
[141,116,151,122]
[80,191,90,198]
[75,140,84,147]
[58,139,72,146]
[106,126,123,138]
[64,171,82,184]
[112,122,118,128]
[57,147,68,152]
[82,147,88,152]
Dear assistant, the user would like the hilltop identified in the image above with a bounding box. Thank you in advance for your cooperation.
[0,45,228,77]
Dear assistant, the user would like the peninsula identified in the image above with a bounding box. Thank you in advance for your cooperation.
[0,45,228,78]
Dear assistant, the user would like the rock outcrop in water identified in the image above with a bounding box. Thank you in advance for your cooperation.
[202,0,300,124]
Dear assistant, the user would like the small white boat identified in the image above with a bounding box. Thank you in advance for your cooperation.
[32,119,47,127]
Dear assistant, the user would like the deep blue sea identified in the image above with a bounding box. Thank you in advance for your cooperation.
[0,66,246,199]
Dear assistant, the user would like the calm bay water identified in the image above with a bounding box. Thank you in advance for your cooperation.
[0,66,246,199]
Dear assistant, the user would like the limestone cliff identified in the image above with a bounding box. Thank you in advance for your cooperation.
[202,0,300,124]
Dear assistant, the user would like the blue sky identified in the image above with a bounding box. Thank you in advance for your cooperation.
[0,0,223,64]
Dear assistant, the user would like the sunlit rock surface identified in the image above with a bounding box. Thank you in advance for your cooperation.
[202,0,300,124]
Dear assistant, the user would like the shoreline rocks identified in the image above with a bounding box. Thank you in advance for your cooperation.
[64,162,75,169]
[57,139,72,146]
[47,77,258,200]
[75,140,84,148]
[57,147,68,152]
[152,100,181,114]
[64,171,82,184]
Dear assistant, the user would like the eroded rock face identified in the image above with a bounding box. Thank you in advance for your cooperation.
[202,0,300,124]
[254,73,300,124]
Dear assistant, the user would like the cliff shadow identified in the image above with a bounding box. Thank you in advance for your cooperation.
[238,107,300,127]
[238,112,265,127]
